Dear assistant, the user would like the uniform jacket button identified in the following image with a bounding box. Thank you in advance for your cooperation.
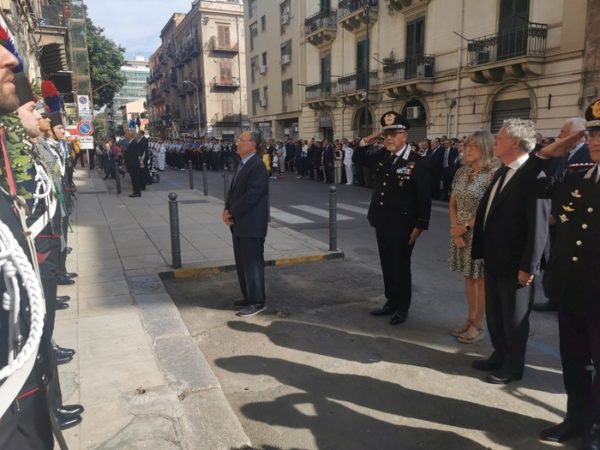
[572,256,578,262]
[582,224,588,229]
[576,240,582,246]
[588,207,594,213]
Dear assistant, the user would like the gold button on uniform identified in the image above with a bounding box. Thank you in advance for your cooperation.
[380,192,384,196]
[383,182,387,186]
[572,257,578,262]
[588,207,594,213]
[582,224,588,229]
[379,202,384,206]
[576,240,582,246]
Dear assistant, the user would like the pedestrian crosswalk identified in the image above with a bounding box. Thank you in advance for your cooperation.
[269,201,448,226]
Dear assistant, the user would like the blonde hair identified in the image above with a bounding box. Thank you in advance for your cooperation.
[464,129,496,171]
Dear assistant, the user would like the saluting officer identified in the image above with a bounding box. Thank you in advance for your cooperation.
[530,99,600,450]
[358,111,432,325]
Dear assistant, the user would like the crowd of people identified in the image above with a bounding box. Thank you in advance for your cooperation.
[0,39,84,448]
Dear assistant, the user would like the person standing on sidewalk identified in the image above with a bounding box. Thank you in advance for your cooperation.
[124,130,142,197]
[359,111,432,326]
[222,131,269,317]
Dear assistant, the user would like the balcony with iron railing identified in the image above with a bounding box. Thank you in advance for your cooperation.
[305,81,338,110]
[39,4,67,27]
[211,77,240,90]
[379,54,435,98]
[337,0,378,32]
[465,22,548,83]
[336,70,379,105]
[305,9,338,47]
[208,36,239,54]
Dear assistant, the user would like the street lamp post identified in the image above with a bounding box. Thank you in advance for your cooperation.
[184,80,202,137]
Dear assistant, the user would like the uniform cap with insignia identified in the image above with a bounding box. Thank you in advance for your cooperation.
[380,110,410,131]
[585,97,600,131]
[47,111,63,128]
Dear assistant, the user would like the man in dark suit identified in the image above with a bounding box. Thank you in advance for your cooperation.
[359,111,431,325]
[471,118,549,385]
[124,130,142,197]
[440,139,458,200]
[529,103,600,450]
[136,130,150,190]
[428,137,444,199]
[223,131,269,317]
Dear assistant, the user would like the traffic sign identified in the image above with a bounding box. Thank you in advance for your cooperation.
[77,120,94,136]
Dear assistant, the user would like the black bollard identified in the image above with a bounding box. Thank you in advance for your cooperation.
[115,165,122,194]
[202,162,208,196]
[188,160,194,190]
[223,169,229,199]
[328,185,337,251]
[168,192,182,268]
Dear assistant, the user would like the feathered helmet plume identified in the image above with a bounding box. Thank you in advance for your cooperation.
[0,24,24,73]
[41,80,62,113]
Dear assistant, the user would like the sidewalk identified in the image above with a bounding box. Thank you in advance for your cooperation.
[54,167,338,449]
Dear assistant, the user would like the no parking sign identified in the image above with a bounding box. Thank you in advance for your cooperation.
[77,120,94,136]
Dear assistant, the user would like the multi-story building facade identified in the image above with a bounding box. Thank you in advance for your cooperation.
[147,0,247,140]
[113,56,150,111]
[294,0,591,142]
[243,0,308,141]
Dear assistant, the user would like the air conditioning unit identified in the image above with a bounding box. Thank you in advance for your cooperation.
[406,106,421,120]
[259,99,267,107]
[281,14,289,25]
[281,54,291,65]
[259,65,267,74]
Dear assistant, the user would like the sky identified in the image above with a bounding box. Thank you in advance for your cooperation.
[85,0,193,60]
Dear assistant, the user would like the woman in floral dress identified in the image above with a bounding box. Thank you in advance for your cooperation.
[448,130,496,343]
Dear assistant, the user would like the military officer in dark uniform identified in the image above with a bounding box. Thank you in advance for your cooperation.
[525,99,600,449]
[358,111,431,325]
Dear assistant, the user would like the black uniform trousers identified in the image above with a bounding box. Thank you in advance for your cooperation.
[484,272,534,377]
[128,165,141,195]
[558,310,600,428]
[375,226,414,314]
[232,235,265,305]
[0,391,53,450]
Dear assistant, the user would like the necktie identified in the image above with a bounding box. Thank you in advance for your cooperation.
[443,148,449,167]
[231,161,244,187]
[490,166,509,207]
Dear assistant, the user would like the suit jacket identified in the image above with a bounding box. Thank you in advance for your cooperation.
[535,160,599,313]
[472,154,549,277]
[225,153,269,238]
[360,145,431,231]
[124,139,140,169]
[428,146,444,173]
[441,146,458,171]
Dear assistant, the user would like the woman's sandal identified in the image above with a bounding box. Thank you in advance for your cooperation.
[457,327,485,344]
[450,321,471,337]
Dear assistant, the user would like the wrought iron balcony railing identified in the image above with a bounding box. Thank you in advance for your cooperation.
[337,0,378,21]
[467,22,547,66]
[305,81,337,101]
[380,54,435,84]
[337,70,378,94]
[305,9,338,34]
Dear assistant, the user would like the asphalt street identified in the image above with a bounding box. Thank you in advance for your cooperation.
[147,165,572,449]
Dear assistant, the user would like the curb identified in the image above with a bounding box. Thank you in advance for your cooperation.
[159,250,345,280]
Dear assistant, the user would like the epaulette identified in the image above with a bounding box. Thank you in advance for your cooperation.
[566,162,595,173]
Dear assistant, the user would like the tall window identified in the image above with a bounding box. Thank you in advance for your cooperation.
[220,62,233,82]
[280,0,291,34]
[282,79,293,112]
[251,89,260,116]
[405,17,425,78]
[261,15,266,31]
[221,99,233,118]
[498,0,530,59]
[249,22,258,51]
[250,56,258,83]
[261,52,268,67]
[356,39,368,89]
[248,0,257,18]
[217,25,231,49]
[262,86,268,106]
[281,40,292,67]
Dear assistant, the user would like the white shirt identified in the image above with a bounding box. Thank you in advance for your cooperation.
[392,144,410,165]
[343,145,353,164]
[484,152,530,224]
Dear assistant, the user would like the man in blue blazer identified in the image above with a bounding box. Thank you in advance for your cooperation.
[223,131,269,317]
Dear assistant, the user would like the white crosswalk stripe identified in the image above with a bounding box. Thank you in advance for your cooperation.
[270,207,314,224]
[290,205,353,220]
[337,202,369,215]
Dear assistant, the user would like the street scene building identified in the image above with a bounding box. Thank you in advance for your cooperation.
[146,0,247,140]
[239,0,594,141]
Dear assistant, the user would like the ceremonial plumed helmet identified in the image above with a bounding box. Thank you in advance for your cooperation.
[48,111,63,128]
[380,110,410,131]
[13,72,34,106]
[585,98,600,131]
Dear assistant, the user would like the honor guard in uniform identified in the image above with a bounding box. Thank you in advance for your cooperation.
[358,111,432,325]
[529,99,600,450]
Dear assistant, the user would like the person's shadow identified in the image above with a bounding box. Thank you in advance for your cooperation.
[217,355,557,450]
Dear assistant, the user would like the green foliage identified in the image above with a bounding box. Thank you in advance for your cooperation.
[86,18,126,109]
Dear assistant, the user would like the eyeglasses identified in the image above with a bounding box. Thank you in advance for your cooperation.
[382,130,407,138]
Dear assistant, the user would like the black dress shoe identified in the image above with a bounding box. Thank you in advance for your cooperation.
[55,352,73,365]
[583,425,600,450]
[56,276,75,285]
[540,420,585,442]
[485,371,522,384]
[56,300,70,310]
[59,272,78,278]
[236,303,266,317]
[129,193,141,197]
[56,404,84,416]
[532,300,558,312]
[54,346,75,357]
[56,295,71,302]
[233,299,249,309]
[472,358,502,372]
[64,246,72,254]
[56,411,82,430]
[390,311,408,325]
[370,305,394,316]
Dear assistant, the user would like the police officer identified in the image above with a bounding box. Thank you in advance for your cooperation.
[358,111,432,325]
[527,99,600,449]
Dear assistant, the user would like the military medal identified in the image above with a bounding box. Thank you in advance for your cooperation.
[559,214,569,223]
[571,189,582,198]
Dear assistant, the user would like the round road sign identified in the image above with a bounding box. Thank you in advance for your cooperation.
[77,120,94,136]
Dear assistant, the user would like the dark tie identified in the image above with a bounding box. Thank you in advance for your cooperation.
[490,166,509,207]
[231,161,244,187]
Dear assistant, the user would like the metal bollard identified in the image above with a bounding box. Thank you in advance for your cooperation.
[202,162,208,196]
[328,185,337,251]
[188,160,194,190]
[115,165,122,194]
[223,169,229,199]
[168,192,182,268]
